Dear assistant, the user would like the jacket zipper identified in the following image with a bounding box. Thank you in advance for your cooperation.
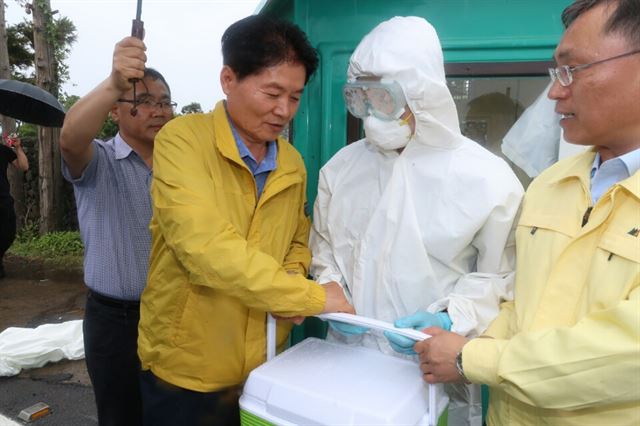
[581,206,593,227]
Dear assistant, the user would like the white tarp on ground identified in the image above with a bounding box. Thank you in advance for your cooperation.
[0,414,20,426]
[0,320,84,377]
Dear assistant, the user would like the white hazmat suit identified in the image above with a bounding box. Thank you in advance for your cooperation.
[309,17,524,425]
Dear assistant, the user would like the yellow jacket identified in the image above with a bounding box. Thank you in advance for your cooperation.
[138,101,325,392]
[464,150,640,425]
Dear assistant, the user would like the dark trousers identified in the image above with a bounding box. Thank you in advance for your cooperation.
[0,200,16,272]
[140,369,240,426]
[84,290,143,426]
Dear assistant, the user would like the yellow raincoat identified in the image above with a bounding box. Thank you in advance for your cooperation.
[463,150,640,425]
[138,101,325,392]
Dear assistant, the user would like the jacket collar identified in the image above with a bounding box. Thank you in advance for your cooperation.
[548,148,639,200]
[212,100,297,175]
[114,132,134,160]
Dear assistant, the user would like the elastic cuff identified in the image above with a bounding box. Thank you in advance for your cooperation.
[463,337,507,386]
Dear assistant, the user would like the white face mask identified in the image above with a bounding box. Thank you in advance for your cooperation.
[364,115,413,151]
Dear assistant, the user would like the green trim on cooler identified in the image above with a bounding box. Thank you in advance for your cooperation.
[240,409,275,426]
[240,407,448,425]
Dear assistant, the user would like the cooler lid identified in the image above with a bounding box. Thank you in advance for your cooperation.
[241,338,448,425]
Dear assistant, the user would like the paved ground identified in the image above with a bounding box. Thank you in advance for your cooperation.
[0,255,97,425]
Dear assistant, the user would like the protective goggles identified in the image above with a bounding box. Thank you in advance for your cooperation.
[343,78,407,121]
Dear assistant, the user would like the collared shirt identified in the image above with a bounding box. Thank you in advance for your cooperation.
[61,133,153,301]
[590,147,640,203]
[227,118,277,199]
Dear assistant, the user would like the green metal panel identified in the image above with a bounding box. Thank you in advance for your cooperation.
[262,0,572,205]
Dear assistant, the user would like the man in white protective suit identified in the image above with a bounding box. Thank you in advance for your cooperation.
[309,16,524,425]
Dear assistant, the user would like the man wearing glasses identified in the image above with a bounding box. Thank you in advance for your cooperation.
[415,1,640,424]
[59,36,174,426]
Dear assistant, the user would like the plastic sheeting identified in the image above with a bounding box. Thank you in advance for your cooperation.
[0,320,84,377]
[501,83,561,178]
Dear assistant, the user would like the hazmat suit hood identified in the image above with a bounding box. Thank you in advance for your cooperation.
[348,16,463,149]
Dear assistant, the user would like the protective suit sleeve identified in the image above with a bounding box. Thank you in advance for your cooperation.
[463,286,640,410]
[151,122,325,317]
[282,172,312,276]
[309,168,346,286]
[428,191,522,337]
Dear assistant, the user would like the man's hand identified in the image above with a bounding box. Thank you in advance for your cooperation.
[322,281,355,314]
[271,281,354,325]
[415,327,469,384]
[110,37,147,93]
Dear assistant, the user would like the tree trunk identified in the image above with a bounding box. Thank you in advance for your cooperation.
[32,0,61,234]
[0,0,26,229]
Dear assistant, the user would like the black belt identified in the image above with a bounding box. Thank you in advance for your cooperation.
[88,289,140,310]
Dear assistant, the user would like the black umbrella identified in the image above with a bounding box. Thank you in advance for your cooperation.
[0,79,65,127]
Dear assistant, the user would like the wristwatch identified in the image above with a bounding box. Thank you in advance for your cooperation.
[455,350,468,382]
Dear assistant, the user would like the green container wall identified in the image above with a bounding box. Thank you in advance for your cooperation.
[261,0,572,205]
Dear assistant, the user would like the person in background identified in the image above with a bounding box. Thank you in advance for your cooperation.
[59,36,174,426]
[416,1,640,424]
[0,133,28,279]
[309,16,523,425]
[137,15,353,426]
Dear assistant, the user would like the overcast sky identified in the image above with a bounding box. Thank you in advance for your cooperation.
[5,0,262,112]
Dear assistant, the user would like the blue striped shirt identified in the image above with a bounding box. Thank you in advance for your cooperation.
[229,123,277,198]
[62,134,152,300]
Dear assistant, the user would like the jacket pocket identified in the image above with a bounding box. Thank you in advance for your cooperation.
[599,230,640,263]
[517,211,575,238]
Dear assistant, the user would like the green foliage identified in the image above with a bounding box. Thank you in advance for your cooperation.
[16,122,37,141]
[181,102,203,115]
[10,228,84,258]
[6,22,34,81]
[60,93,79,110]
[97,115,119,140]
[49,16,78,84]
[7,4,77,84]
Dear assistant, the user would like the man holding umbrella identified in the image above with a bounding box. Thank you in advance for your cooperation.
[59,36,174,425]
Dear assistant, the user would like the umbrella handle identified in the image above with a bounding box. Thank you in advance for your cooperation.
[131,19,144,40]
[129,1,144,117]
[129,18,145,116]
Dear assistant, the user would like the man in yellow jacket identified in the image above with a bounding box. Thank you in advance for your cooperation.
[137,15,354,425]
[415,0,640,424]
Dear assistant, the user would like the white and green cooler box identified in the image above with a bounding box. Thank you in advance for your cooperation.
[240,313,449,425]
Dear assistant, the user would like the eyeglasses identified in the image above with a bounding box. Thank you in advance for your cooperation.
[117,98,177,112]
[548,49,640,87]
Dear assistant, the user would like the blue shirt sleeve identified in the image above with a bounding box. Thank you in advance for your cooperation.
[61,140,100,186]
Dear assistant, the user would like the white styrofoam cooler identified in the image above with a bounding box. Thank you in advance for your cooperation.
[240,314,448,426]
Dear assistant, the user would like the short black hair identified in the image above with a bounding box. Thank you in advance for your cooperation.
[143,67,171,96]
[221,15,319,84]
[562,0,640,47]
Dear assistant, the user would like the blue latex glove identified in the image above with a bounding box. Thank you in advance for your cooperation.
[328,320,369,336]
[383,311,452,355]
